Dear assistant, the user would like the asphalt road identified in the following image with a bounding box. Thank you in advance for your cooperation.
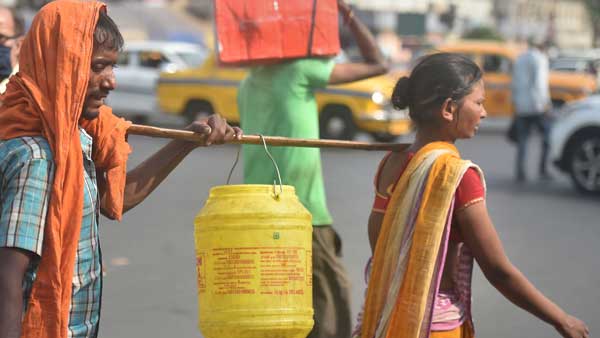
[98,130,599,338]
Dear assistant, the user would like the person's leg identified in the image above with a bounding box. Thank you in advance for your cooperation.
[535,113,553,179]
[308,226,352,338]
[515,116,531,181]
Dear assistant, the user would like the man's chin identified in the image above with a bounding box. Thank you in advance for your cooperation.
[81,110,100,120]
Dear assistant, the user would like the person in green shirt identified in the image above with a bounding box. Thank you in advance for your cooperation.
[238,1,388,337]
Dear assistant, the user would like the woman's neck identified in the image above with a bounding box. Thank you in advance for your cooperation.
[409,127,455,153]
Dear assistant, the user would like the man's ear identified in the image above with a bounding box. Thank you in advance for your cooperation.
[440,98,455,122]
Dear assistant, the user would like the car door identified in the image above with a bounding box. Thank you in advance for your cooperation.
[209,58,247,123]
[109,49,167,116]
[106,50,137,116]
[481,53,513,117]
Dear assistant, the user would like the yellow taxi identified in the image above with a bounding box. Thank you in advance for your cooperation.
[157,54,411,141]
[437,40,597,117]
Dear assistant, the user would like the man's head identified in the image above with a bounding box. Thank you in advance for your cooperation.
[527,35,547,51]
[81,10,124,120]
[0,6,24,78]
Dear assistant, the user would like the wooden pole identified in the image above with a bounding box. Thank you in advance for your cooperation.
[128,124,409,151]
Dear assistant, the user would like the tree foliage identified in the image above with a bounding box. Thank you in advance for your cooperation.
[583,0,600,47]
[462,26,504,41]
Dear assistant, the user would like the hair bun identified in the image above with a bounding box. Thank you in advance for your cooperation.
[392,76,411,110]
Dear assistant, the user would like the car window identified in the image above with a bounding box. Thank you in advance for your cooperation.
[176,51,207,68]
[117,51,130,66]
[139,51,169,69]
[483,54,512,74]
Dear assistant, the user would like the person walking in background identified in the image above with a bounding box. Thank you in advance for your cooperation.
[511,37,553,182]
[0,5,25,92]
[237,1,388,337]
[354,52,589,338]
[0,2,241,338]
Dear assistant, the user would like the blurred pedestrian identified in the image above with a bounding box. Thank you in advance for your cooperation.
[0,5,25,92]
[510,37,553,182]
[237,1,388,337]
[354,52,589,338]
[0,2,241,338]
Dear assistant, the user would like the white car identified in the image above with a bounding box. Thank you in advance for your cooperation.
[106,40,207,123]
[550,95,600,194]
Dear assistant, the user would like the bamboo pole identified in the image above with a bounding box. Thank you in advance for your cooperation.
[128,124,409,151]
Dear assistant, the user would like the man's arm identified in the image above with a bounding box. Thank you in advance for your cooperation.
[0,248,32,338]
[329,0,389,85]
[100,115,241,216]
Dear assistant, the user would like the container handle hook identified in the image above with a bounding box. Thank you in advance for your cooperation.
[259,134,283,198]
[225,134,283,198]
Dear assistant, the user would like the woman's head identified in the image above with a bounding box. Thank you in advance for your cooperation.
[82,10,123,120]
[391,53,485,138]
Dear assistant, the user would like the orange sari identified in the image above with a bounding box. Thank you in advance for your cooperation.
[0,1,130,337]
[360,142,479,338]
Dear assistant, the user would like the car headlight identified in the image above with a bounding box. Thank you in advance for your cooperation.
[371,91,386,105]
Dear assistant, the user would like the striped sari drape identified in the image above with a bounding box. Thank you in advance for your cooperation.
[360,142,478,338]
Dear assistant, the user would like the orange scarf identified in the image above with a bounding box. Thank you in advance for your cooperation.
[0,1,130,337]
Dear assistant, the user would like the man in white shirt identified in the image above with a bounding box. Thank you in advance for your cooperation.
[510,37,552,182]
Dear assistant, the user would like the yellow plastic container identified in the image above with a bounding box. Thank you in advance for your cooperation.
[194,184,313,338]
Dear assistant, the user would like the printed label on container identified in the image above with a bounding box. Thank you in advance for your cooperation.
[196,252,207,293]
[205,247,307,296]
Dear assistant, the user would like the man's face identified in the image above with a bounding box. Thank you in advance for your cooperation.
[0,7,16,48]
[81,46,118,120]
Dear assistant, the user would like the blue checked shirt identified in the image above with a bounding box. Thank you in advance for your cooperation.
[0,129,102,338]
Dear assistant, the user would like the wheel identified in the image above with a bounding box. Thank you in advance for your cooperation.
[319,107,356,140]
[567,134,600,195]
[371,132,398,143]
[184,101,214,124]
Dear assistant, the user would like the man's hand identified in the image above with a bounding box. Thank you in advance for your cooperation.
[185,114,243,146]
[337,0,352,17]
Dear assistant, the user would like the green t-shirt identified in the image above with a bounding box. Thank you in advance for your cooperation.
[238,58,335,226]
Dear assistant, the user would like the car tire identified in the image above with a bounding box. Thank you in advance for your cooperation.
[567,133,600,195]
[184,101,214,125]
[371,132,398,143]
[319,106,356,140]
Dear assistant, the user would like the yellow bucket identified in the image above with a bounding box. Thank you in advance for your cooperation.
[194,184,314,338]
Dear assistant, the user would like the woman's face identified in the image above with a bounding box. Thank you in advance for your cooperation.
[81,46,118,120]
[454,79,486,139]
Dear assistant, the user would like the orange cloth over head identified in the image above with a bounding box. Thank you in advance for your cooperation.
[0,1,131,337]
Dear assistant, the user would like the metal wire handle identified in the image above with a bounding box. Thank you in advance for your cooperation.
[226,134,284,198]
[226,146,241,185]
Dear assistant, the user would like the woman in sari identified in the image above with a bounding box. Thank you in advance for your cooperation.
[355,53,589,338]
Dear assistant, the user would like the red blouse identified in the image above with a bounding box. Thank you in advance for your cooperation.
[372,152,485,242]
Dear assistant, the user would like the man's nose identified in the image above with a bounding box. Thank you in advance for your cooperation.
[101,71,116,90]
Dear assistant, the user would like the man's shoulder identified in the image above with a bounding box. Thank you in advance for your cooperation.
[0,136,53,162]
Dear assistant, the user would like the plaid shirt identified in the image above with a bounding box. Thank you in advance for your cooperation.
[0,130,102,338]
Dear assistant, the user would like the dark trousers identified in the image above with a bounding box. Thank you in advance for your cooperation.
[308,226,352,338]
[514,114,552,179]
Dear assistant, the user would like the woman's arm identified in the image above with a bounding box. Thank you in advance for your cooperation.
[457,202,589,338]
[367,211,384,253]
[100,115,241,216]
